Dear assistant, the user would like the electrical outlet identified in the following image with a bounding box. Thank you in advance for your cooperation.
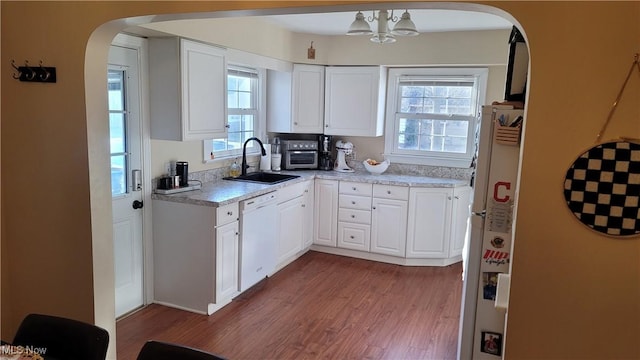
[164,162,172,175]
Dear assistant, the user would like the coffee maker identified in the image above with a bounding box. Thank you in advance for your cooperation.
[318,135,333,171]
[175,161,189,187]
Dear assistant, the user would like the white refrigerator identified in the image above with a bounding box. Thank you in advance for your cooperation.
[458,105,524,359]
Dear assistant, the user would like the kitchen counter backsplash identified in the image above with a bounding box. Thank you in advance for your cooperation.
[346,160,473,180]
[155,160,471,190]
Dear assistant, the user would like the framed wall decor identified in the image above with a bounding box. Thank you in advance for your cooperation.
[504,26,528,102]
[480,331,503,356]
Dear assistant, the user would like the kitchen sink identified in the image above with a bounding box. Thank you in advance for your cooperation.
[223,172,300,185]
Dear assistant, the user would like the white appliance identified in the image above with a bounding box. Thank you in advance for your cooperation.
[458,105,523,359]
[334,140,354,172]
[240,191,278,292]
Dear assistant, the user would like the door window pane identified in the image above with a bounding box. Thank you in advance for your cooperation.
[108,69,127,196]
[111,155,126,196]
[109,113,125,154]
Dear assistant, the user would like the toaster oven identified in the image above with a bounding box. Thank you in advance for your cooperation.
[281,140,318,170]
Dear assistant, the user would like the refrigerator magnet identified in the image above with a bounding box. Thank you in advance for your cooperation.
[480,331,503,356]
[482,272,500,300]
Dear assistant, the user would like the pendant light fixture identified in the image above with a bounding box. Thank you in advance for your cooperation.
[346,9,419,43]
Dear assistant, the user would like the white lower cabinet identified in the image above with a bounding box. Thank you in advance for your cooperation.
[276,195,304,266]
[314,179,339,247]
[406,186,471,259]
[449,186,472,257]
[371,197,408,257]
[215,220,239,302]
[310,182,468,265]
[302,181,315,248]
[152,200,239,315]
[337,182,372,251]
[276,180,314,270]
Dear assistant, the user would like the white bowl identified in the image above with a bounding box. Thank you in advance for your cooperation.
[363,159,390,174]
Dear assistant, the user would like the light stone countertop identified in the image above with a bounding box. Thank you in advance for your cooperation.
[151,170,469,207]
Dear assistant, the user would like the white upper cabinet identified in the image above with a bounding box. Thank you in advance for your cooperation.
[292,64,325,133]
[267,64,325,134]
[324,66,386,137]
[149,38,227,141]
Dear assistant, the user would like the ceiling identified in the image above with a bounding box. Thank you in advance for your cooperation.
[260,9,513,36]
[129,9,513,38]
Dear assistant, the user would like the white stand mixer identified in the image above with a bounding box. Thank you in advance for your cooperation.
[334,140,354,172]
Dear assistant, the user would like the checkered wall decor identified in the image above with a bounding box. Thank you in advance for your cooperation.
[564,140,640,236]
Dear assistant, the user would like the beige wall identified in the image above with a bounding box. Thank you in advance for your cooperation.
[1,2,639,359]
[146,24,510,177]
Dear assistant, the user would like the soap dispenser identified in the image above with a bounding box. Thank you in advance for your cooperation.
[229,158,241,178]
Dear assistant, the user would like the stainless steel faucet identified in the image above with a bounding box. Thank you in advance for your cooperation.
[241,137,267,176]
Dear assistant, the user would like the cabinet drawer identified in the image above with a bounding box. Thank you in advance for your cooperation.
[338,208,371,225]
[339,194,371,210]
[338,222,371,251]
[373,184,409,200]
[339,181,373,196]
[216,202,239,226]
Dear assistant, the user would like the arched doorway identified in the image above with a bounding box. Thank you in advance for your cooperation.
[85,3,527,358]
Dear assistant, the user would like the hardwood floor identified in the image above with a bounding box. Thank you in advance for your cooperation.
[116,251,463,360]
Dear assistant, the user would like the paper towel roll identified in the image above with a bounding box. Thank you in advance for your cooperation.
[260,145,271,171]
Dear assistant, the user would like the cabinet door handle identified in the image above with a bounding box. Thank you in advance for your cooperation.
[448,196,452,200]
[235,232,239,236]
[301,204,306,208]
[227,211,233,216]
[350,235,355,239]
[387,190,391,194]
[352,187,357,191]
[294,122,298,125]
[351,201,356,205]
[454,196,460,199]
[372,206,376,210]
[351,214,355,218]
[325,124,329,128]
[225,124,230,128]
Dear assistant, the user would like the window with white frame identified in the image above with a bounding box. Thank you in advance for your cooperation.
[384,68,487,168]
[204,65,263,160]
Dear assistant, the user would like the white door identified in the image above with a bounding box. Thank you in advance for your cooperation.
[109,45,144,318]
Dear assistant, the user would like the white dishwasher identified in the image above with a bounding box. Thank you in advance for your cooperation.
[239,191,278,292]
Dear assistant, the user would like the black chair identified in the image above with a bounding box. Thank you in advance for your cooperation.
[137,340,227,360]
[11,313,109,360]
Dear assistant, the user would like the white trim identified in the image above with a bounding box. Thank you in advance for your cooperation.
[111,33,154,308]
[310,245,462,267]
[384,67,488,168]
